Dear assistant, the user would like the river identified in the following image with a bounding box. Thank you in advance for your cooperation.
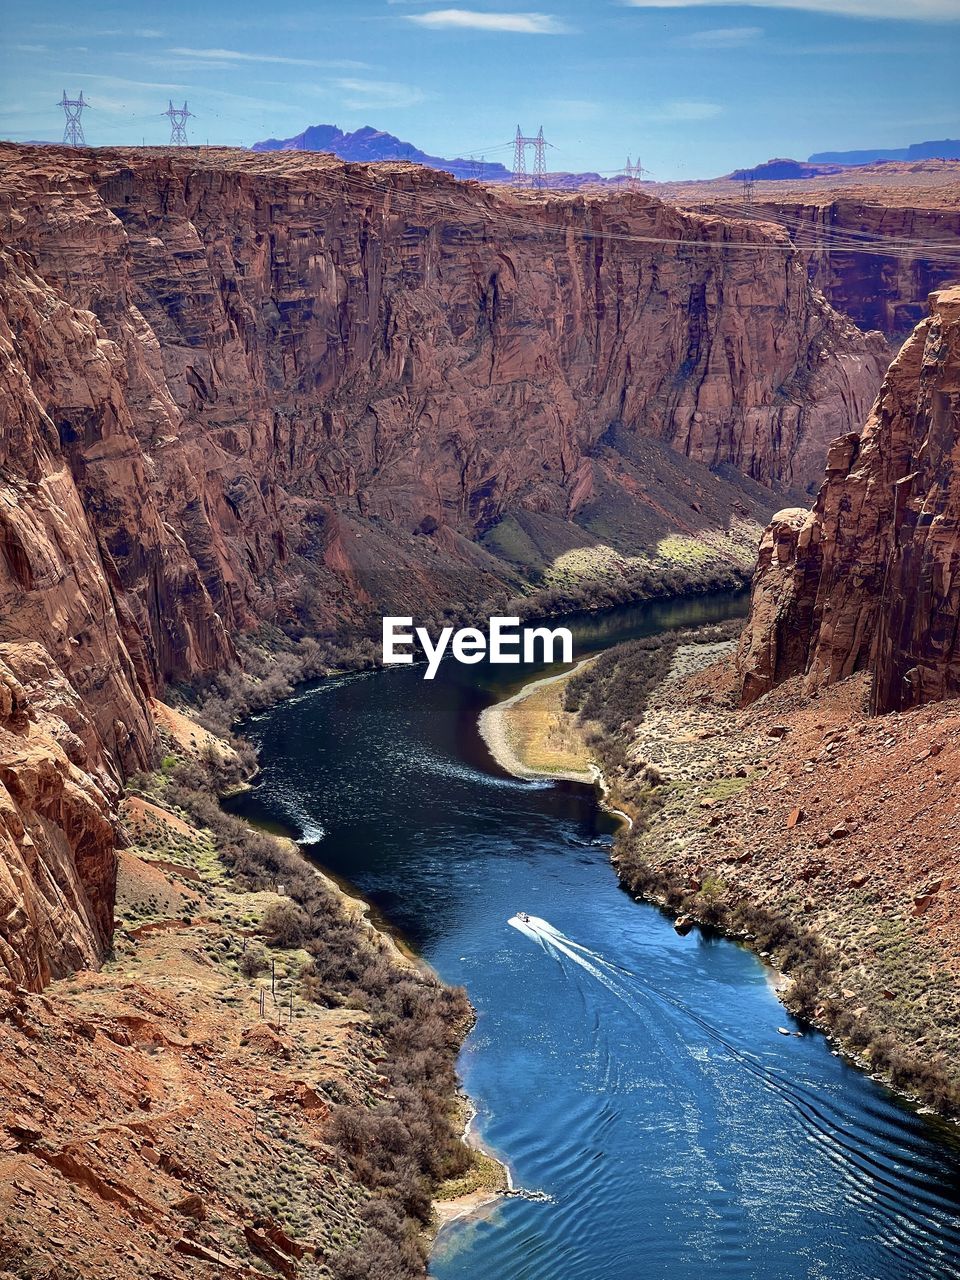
[227,591,960,1280]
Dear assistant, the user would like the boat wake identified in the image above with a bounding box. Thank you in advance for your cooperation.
[507,914,960,1280]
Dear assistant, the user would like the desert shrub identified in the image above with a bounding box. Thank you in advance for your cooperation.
[330,1225,424,1280]
[149,745,475,1278]
[261,900,309,948]
[186,632,377,739]
[238,947,267,979]
[565,635,672,730]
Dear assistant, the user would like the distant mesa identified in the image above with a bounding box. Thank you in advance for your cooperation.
[729,157,844,182]
[250,123,606,187]
[251,123,512,182]
[807,138,960,165]
[253,126,960,191]
[727,142,960,183]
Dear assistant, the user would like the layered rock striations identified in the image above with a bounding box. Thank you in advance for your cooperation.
[668,164,960,340]
[0,648,118,989]
[0,143,889,987]
[770,198,960,338]
[739,285,960,714]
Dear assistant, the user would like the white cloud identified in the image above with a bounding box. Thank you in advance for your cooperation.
[406,9,571,33]
[166,47,369,70]
[29,22,164,37]
[652,100,723,120]
[623,0,959,20]
[677,25,763,47]
[334,78,430,110]
[54,73,190,91]
[545,97,605,121]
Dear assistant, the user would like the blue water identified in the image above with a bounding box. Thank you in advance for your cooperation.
[227,593,960,1280]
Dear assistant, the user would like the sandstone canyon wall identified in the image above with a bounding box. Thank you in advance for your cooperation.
[0,143,889,989]
[739,285,960,714]
[671,166,960,341]
[764,197,960,339]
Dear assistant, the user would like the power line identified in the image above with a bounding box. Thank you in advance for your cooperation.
[691,195,960,263]
[316,166,960,264]
[67,145,959,266]
[344,168,960,261]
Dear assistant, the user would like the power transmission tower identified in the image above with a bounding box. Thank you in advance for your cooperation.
[58,91,89,147]
[512,126,547,189]
[469,153,485,180]
[620,154,649,187]
[512,126,527,186]
[741,177,755,209]
[622,155,639,186]
[163,100,194,147]
[532,126,546,189]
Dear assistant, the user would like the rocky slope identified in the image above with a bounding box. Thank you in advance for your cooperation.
[739,285,960,714]
[0,802,379,1278]
[0,759,485,1278]
[615,647,960,1110]
[0,144,891,989]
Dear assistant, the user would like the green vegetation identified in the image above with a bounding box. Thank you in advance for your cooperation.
[129,751,476,1278]
[562,620,743,774]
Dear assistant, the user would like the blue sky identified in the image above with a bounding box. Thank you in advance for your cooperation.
[2,1,958,179]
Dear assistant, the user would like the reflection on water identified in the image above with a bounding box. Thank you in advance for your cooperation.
[228,591,960,1280]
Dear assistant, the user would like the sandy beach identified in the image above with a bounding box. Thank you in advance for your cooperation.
[477,658,600,784]
[478,660,635,833]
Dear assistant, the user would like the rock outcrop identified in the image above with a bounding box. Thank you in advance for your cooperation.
[739,285,960,713]
[0,646,118,988]
[0,143,889,988]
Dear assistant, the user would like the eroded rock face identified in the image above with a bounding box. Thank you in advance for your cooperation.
[0,646,118,989]
[0,144,890,987]
[769,198,960,339]
[739,286,960,713]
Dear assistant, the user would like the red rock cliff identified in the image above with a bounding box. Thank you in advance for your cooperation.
[0,144,889,988]
[739,285,960,713]
[766,196,960,339]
